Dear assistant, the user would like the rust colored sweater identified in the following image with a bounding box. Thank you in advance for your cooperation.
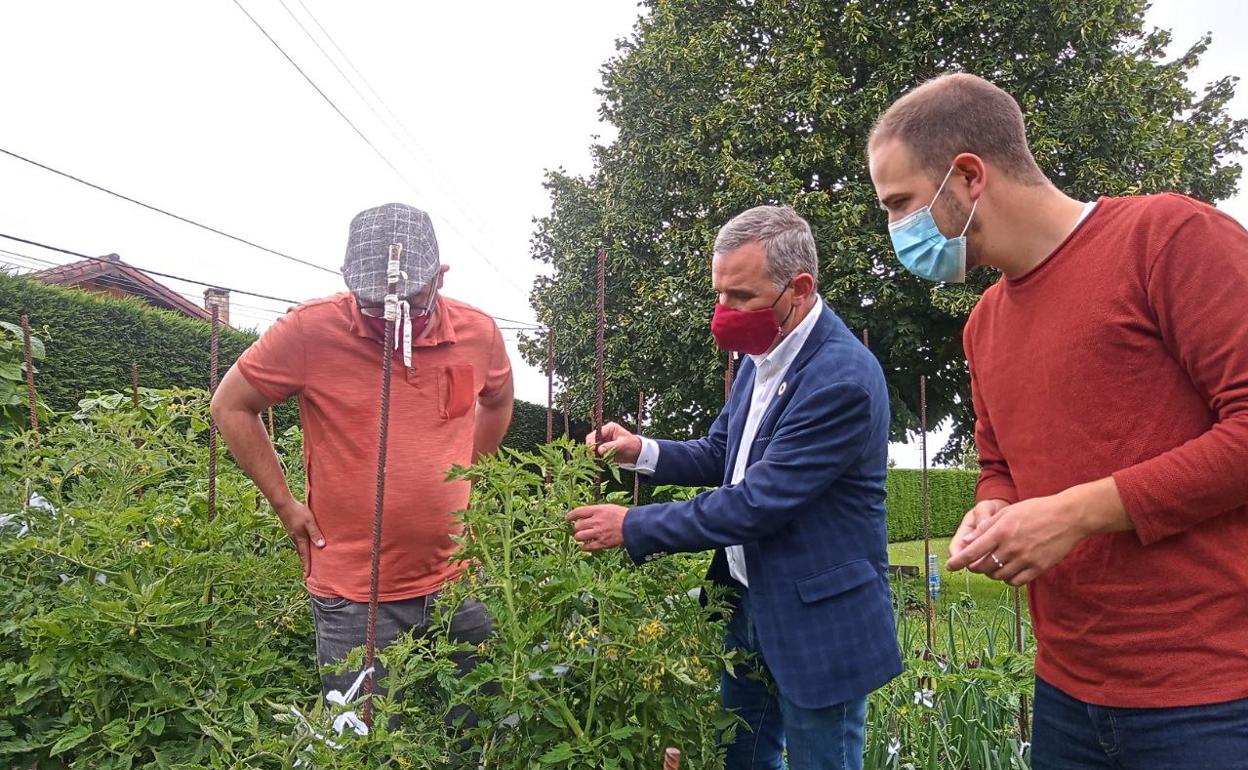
[964,194,1248,707]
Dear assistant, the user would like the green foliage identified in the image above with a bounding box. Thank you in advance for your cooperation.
[0,388,313,769]
[291,441,737,768]
[0,388,1019,768]
[525,0,1246,461]
[867,601,1034,769]
[886,469,978,542]
[0,319,53,434]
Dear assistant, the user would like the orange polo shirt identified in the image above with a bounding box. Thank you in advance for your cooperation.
[236,291,512,601]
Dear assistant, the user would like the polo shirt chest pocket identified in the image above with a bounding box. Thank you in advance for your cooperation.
[437,363,476,420]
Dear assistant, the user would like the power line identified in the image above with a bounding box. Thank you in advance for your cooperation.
[0,247,58,268]
[233,0,535,303]
[0,231,540,329]
[3,246,281,318]
[0,147,340,276]
[91,273,285,320]
[229,0,425,208]
[286,0,503,248]
[0,232,300,304]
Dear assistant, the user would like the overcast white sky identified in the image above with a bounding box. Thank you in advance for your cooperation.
[1,1,1243,466]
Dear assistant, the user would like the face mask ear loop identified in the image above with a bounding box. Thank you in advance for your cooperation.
[931,164,958,207]
[769,279,794,310]
[960,197,979,238]
[770,279,798,340]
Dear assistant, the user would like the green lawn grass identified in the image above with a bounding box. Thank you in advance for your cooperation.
[888,537,1032,655]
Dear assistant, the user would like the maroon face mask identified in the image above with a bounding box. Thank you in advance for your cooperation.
[363,312,432,341]
[710,284,794,355]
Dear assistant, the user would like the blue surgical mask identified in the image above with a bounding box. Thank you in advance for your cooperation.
[887,165,978,283]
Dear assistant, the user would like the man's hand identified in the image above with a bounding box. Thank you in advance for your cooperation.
[946,478,1131,586]
[275,499,326,578]
[947,498,1009,565]
[587,422,642,465]
[566,504,628,552]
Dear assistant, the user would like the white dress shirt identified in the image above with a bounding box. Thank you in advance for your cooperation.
[628,300,824,586]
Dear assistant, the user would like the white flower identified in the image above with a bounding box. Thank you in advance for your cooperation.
[527,670,545,681]
[888,737,902,757]
[551,664,570,677]
[913,688,935,708]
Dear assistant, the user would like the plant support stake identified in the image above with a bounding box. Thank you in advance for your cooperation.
[664,748,682,770]
[20,314,38,434]
[362,242,402,727]
[207,308,220,522]
[1017,586,1030,741]
[593,247,606,500]
[546,326,555,444]
[594,248,606,433]
[921,375,934,653]
[131,362,140,409]
[633,390,645,505]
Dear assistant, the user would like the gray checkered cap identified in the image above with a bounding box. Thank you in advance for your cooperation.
[342,203,441,306]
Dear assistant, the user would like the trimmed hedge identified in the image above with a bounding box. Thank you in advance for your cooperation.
[886,468,978,543]
[0,272,558,444]
[501,399,590,453]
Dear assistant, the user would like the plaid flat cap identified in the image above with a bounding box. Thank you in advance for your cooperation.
[342,203,441,306]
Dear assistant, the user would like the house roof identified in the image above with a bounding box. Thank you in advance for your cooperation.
[31,254,215,322]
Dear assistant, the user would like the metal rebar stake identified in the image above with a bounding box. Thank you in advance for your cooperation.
[20,315,38,434]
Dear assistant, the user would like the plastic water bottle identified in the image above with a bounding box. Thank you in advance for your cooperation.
[927,554,941,602]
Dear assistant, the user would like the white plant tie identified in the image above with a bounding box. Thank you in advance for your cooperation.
[399,299,413,368]
[323,665,375,737]
[384,242,414,368]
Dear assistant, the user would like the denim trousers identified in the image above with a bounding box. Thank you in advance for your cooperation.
[721,589,868,770]
[1031,676,1248,770]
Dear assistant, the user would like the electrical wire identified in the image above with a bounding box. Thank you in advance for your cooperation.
[0,147,341,276]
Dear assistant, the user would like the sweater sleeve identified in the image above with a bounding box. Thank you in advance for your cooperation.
[1113,205,1248,545]
[964,321,1019,504]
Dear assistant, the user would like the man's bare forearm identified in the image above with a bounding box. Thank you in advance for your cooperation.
[473,398,513,462]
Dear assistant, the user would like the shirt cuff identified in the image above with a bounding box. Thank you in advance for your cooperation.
[620,436,660,475]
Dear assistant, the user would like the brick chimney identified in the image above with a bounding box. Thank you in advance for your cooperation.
[203,287,230,326]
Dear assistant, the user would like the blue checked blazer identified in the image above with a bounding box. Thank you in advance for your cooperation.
[622,302,903,709]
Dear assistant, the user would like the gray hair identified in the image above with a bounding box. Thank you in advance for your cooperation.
[714,205,818,289]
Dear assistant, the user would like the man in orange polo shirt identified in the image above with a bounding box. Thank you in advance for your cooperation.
[212,202,514,702]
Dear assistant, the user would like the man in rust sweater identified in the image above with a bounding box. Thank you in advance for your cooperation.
[868,73,1248,769]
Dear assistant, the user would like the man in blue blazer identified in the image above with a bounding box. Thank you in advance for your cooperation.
[567,205,902,770]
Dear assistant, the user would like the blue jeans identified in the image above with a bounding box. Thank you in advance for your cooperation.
[721,589,867,770]
[1032,676,1248,770]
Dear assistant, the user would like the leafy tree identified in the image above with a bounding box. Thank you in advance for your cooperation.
[525,0,1245,459]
